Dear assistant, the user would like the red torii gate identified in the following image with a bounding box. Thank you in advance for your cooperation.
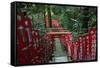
[44,28,72,58]
[44,16,73,60]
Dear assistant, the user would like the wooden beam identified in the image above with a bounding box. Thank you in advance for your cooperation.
[47,32,72,35]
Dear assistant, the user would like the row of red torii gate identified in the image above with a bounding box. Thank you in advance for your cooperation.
[17,12,96,65]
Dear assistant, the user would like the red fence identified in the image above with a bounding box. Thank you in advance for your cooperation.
[17,13,96,64]
[45,16,96,61]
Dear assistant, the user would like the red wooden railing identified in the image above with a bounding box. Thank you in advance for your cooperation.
[17,14,96,64]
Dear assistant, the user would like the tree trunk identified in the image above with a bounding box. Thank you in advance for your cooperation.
[81,7,90,33]
[47,6,52,28]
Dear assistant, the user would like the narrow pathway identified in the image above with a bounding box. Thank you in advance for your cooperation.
[52,38,69,62]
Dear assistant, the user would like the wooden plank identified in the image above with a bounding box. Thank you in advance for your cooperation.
[47,32,72,35]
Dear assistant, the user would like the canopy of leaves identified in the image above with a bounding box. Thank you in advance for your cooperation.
[16,3,97,39]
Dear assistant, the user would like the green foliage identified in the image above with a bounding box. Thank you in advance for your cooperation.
[16,3,97,39]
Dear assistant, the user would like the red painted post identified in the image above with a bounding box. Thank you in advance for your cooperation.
[78,36,83,61]
[17,12,28,64]
[88,27,96,60]
[85,33,91,60]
